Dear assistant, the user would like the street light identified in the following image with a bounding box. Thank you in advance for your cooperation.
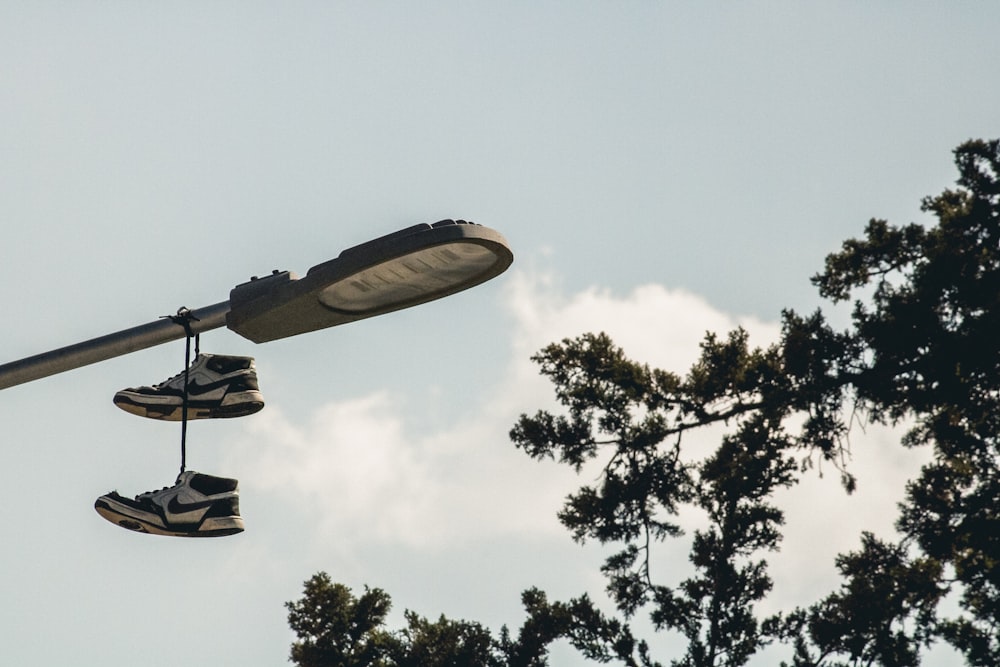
[0,220,512,390]
[227,219,512,343]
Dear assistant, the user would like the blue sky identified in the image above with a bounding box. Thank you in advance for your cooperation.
[2,3,998,665]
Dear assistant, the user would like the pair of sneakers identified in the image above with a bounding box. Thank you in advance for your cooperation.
[94,354,264,537]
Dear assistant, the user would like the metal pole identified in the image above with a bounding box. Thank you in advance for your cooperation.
[0,301,231,391]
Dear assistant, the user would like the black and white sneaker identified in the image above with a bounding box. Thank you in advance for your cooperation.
[94,471,245,537]
[113,353,264,421]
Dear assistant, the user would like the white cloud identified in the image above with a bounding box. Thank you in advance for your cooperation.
[226,392,438,547]
[224,269,785,552]
[503,269,781,373]
[224,267,932,619]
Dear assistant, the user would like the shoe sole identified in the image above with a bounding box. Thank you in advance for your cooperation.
[113,392,265,421]
[94,499,245,537]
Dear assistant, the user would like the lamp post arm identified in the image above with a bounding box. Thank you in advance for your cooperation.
[0,301,231,391]
[0,221,513,391]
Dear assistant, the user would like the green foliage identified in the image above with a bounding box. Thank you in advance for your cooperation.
[287,139,1000,667]
[508,139,1000,666]
[392,612,503,667]
[286,573,509,667]
[286,573,395,667]
[509,323,832,666]
[776,533,945,667]
[504,588,654,667]
[807,139,1000,665]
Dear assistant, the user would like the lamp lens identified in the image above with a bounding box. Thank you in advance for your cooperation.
[317,243,497,313]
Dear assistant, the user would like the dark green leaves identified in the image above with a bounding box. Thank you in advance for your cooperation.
[287,573,509,667]
[510,322,837,666]
[508,140,1000,666]
[286,573,395,667]
[288,139,1000,667]
[783,534,944,667]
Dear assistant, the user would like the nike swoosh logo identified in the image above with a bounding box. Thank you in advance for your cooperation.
[185,378,234,395]
[167,496,218,514]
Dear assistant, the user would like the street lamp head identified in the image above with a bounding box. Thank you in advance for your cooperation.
[226,220,513,343]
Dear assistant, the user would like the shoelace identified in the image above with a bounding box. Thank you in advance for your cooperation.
[151,356,201,389]
[136,477,183,501]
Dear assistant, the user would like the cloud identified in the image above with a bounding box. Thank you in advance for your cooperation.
[224,267,931,616]
[503,269,781,372]
[224,269,784,553]
[230,392,434,543]
[226,386,584,553]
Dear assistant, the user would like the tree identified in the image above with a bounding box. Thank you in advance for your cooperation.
[508,320,850,667]
[510,139,1000,666]
[287,139,1000,666]
[286,573,509,667]
[776,533,944,667]
[502,587,651,666]
[794,138,1000,665]
[286,573,396,667]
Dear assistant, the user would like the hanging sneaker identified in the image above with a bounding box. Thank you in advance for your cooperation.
[113,353,264,421]
[94,470,245,537]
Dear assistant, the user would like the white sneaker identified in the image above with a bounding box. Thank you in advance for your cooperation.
[113,353,264,421]
[94,471,244,537]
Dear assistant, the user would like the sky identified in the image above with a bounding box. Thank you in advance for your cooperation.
[1,2,998,665]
